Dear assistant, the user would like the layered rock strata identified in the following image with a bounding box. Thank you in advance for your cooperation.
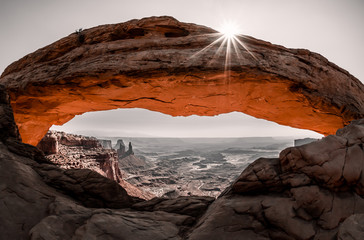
[37,131,154,200]
[1,16,363,145]
[2,83,364,238]
[0,86,135,239]
[1,16,364,239]
[38,131,122,180]
[99,139,112,149]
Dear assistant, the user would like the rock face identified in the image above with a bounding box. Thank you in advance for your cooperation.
[99,139,112,149]
[188,119,364,239]
[2,81,364,239]
[37,131,154,200]
[2,16,364,239]
[37,131,123,182]
[0,86,137,239]
[294,137,318,146]
[114,139,134,159]
[0,85,20,142]
[114,139,126,155]
[1,16,364,145]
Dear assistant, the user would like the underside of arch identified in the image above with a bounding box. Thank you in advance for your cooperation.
[1,16,364,146]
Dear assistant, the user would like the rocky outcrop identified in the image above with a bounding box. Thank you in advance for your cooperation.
[99,139,112,149]
[37,131,122,182]
[2,16,364,238]
[114,139,134,159]
[294,137,318,146]
[37,131,154,200]
[2,80,364,239]
[37,131,58,154]
[0,85,20,142]
[114,139,125,150]
[132,196,215,218]
[0,87,137,239]
[188,120,364,239]
[1,16,363,145]
[338,214,364,239]
[118,153,154,173]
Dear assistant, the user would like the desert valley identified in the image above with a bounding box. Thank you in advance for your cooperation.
[1,8,364,239]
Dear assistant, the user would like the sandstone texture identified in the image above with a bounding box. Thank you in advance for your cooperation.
[187,119,364,239]
[2,82,364,239]
[38,131,122,180]
[37,131,154,200]
[1,16,363,145]
[2,16,364,240]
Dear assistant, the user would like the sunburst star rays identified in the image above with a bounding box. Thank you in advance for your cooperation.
[187,24,257,80]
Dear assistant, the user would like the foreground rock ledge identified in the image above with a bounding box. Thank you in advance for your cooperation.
[1,16,364,145]
[2,83,364,239]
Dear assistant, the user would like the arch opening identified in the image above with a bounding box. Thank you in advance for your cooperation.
[50,108,324,138]
[44,108,322,198]
[0,16,363,147]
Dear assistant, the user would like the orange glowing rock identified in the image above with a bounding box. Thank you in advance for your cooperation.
[1,16,363,146]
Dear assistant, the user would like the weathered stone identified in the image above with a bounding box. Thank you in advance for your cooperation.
[218,119,364,239]
[99,139,112,149]
[188,195,270,240]
[279,130,364,194]
[35,165,134,209]
[37,131,58,154]
[231,157,284,193]
[132,196,215,218]
[2,16,364,240]
[1,16,363,145]
[262,197,316,239]
[0,84,20,142]
[38,130,154,200]
[338,214,364,240]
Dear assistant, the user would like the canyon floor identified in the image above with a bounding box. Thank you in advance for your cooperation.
[1,16,364,239]
[107,137,293,198]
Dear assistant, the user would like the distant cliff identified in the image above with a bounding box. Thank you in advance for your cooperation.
[294,137,319,146]
[99,139,112,149]
[37,131,154,200]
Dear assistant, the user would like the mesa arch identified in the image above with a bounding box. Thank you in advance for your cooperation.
[1,16,364,146]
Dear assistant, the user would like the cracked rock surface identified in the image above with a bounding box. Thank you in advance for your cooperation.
[0,86,207,239]
[1,16,364,145]
[1,87,364,239]
[188,120,364,239]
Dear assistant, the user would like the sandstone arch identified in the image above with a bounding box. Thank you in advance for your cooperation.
[1,16,364,146]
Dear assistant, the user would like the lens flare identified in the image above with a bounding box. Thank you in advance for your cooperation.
[219,22,240,39]
[188,21,257,82]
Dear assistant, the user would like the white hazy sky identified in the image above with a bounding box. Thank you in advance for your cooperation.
[1,0,363,138]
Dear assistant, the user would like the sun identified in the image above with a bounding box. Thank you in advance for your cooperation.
[188,20,256,80]
[219,22,240,39]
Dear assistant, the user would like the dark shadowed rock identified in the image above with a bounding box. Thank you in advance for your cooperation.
[35,164,134,208]
[99,139,112,149]
[3,62,364,238]
[29,197,192,240]
[37,131,58,154]
[338,214,364,240]
[0,84,20,142]
[189,119,364,239]
[132,196,215,218]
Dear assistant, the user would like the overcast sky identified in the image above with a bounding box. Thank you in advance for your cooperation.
[1,0,363,138]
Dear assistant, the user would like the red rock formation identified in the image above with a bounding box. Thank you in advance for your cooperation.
[3,77,364,239]
[37,131,154,200]
[1,16,363,146]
